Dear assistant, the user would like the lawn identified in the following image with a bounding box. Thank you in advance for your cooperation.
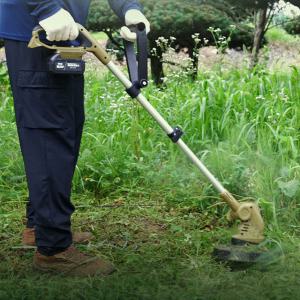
[0,60,300,299]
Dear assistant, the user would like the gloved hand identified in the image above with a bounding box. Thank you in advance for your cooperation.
[39,8,79,42]
[120,9,150,42]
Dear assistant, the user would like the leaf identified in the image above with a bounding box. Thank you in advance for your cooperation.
[277,179,300,198]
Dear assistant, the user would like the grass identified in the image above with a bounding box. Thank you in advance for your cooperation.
[265,27,300,44]
[0,193,299,300]
[0,60,300,299]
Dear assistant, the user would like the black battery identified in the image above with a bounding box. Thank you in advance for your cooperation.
[49,53,85,74]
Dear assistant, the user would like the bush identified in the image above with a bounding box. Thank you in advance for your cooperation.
[142,1,253,47]
[87,0,253,84]
[284,16,300,35]
[228,0,278,9]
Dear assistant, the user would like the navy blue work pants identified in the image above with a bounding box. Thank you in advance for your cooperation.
[4,40,85,252]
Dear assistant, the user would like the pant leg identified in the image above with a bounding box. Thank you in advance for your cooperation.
[4,39,85,251]
[25,69,84,230]
[26,200,35,228]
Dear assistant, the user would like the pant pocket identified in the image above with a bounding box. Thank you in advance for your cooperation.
[16,70,73,129]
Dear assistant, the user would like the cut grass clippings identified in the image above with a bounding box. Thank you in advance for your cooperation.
[0,193,299,300]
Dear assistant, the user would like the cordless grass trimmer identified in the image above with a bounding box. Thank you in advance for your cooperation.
[29,23,267,266]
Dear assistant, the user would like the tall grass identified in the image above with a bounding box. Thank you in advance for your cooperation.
[0,63,300,233]
[1,61,300,299]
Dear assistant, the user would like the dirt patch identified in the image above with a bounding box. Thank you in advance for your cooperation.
[267,41,300,69]
[133,217,167,237]
[90,215,168,248]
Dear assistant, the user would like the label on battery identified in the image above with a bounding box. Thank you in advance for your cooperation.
[55,62,66,70]
[54,61,83,72]
[49,54,85,74]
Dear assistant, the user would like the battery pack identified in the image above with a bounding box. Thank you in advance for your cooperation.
[49,53,85,74]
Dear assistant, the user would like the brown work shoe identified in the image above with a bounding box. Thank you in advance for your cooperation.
[22,228,93,247]
[33,246,115,277]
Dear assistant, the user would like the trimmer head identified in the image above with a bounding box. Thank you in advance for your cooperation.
[213,239,282,270]
[213,244,263,269]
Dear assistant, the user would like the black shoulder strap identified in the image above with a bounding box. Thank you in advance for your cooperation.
[124,22,148,97]
[124,40,139,83]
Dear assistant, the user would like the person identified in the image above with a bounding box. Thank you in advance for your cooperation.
[0,0,150,277]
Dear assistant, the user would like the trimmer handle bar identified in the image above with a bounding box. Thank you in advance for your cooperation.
[29,24,111,65]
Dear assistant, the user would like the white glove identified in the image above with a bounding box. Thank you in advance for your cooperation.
[39,8,79,42]
[120,9,150,42]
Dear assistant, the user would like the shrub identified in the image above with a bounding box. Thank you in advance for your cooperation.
[284,16,300,35]
[87,0,253,84]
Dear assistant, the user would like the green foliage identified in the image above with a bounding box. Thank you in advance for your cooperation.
[284,16,300,35]
[145,0,253,49]
[87,0,254,49]
[87,0,254,82]
[1,64,300,225]
[228,0,300,11]
[266,27,298,43]
[0,62,9,87]
[87,0,121,31]
[228,0,279,9]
